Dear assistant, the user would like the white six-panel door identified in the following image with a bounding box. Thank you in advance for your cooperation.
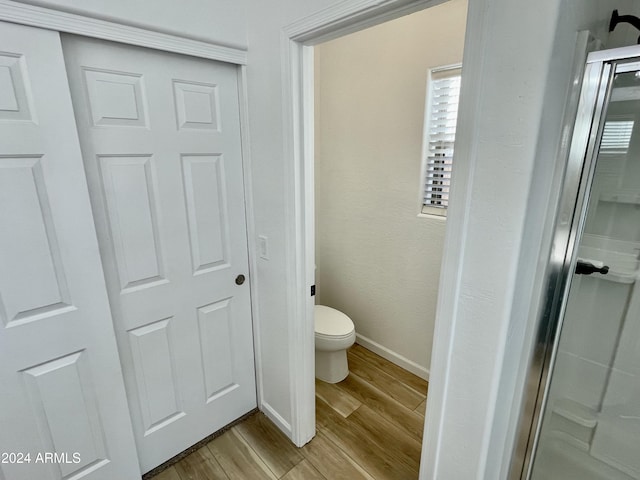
[0,22,141,480]
[61,36,257,473]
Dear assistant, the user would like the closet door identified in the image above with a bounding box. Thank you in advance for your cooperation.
[61,36,257,472]
[0,22,140,480]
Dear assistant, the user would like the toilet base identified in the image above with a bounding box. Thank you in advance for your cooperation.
[315,348,349,384]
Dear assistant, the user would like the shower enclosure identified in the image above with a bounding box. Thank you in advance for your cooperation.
[516,45,640,479]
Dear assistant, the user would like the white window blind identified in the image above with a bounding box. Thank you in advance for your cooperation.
[422,66,461,215]
[600,119,634,155]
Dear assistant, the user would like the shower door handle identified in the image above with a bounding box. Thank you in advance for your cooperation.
[575,260,609,275]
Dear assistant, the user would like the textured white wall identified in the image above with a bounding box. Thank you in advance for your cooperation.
[314,0,467,376]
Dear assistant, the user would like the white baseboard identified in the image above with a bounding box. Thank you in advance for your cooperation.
[355,333,430,381]
[260,401,292,437]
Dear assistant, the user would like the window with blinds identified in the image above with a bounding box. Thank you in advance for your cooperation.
[600,119,634,155]
[421,66,461,216]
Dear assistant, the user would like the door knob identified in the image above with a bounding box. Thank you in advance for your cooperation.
[235,274,246,285]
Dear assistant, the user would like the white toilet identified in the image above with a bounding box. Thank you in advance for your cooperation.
[314,305,356,383]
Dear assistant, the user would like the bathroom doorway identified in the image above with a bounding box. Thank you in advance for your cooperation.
[308,1,467,474]
[313,1,466,381]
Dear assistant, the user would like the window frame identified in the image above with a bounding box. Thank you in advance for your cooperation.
[419,63,462,217]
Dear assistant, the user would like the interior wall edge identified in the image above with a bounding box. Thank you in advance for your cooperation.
[260,401,293,436]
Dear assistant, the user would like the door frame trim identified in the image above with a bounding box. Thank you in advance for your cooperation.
[0,0,247,64]
[514,59,611,479]
[238,64,265,412]
[281,0,465,456]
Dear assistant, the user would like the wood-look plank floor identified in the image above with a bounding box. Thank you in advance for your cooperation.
[150,344,428,480]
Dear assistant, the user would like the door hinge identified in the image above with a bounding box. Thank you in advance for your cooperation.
[310,285,316,296]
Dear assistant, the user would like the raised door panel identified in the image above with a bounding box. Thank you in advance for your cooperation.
[0,22,140,480]
[197,298,236,401]
[0,156,73,326]
[182,154,230,274]
[0,52,34,121]
[173,80,220,131]
[0,58,19,111]
[99,155,166,291]
[22,351,108,479]
[84,69,148,127]
[128,317,185,434]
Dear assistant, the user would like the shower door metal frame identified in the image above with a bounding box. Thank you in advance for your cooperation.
[511,44,640,480]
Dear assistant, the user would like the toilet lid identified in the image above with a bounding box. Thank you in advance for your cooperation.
[314,305,354,337]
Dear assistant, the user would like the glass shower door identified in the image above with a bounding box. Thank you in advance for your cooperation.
[530,62,640,480]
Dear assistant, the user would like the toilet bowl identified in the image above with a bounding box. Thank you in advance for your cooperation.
[314,305,356,383]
